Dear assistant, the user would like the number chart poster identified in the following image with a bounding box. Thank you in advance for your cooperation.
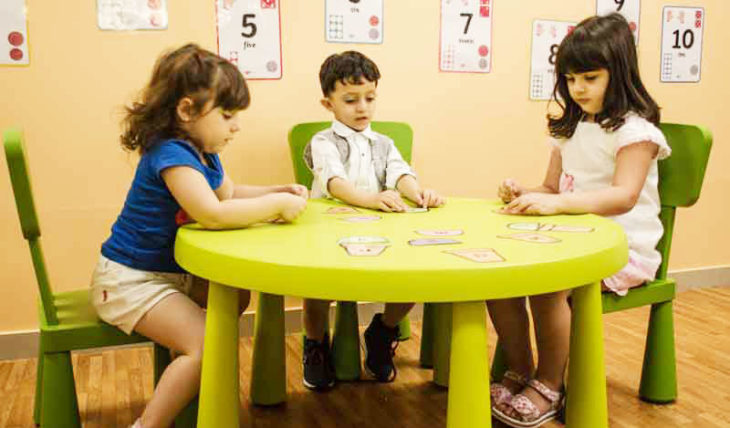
[596,0,640,41]
[217,0,283,80]
[1,0,29,65]
[325,0,384,44]
[440,0,493,73]
[97,0,168,30]
[529,20,575,101]
[661,6,704,83]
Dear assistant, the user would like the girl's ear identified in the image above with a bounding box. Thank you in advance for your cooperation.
[320,97,334,112]
[176,97,195,123]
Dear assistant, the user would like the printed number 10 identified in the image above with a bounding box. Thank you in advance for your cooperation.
[672,29,694,49]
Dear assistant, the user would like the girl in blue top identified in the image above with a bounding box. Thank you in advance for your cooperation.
[90,44,307,428]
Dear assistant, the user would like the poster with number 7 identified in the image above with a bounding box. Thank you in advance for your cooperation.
[529,20,575,100]
[661,6,704,83]
[216,0,283,80]
[439,0,493,73]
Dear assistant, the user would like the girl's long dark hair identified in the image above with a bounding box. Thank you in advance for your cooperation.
[121,44,250,153]
[548,13,660,139]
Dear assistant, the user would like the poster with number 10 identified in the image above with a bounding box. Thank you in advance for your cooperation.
[439,0,493,73]
[529,20,575,100]
[217,0,283,80]
[661,6,704,83]
[596,0,640,42]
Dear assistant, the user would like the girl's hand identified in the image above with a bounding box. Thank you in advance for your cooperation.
[275,193,307,222]
[369,190,408,212]
[498,179,524,203]
[502,193,564,216]
[278,184,308,200]
[418,189,446,208]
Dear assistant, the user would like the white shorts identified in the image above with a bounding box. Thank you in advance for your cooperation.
[602,249,657,296]
[90,255,193,335]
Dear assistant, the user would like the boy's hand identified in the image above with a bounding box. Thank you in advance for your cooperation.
[370,190,408,212]
[502,193,563,216]
[276,193,307,222]
[498,179,524,203]
[278,184,308,200]
[417,189,446,208]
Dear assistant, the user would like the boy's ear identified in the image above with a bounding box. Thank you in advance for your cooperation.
[176,97,195,122]
[320,97,334,112]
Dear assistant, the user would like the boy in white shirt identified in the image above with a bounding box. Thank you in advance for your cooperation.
[302,51,445,390]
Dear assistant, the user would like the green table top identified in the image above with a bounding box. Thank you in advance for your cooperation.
[175,198,627,302]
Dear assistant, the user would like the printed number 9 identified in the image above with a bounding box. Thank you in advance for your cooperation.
[242,13,257,38]
[548,44,559,65]
[614,0,625,11]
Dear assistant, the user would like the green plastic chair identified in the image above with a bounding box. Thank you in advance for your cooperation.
[3,128,197,427]
[489,123,713,403]
[287,121,426,379]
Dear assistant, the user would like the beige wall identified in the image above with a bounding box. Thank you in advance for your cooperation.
[1,1,728,333]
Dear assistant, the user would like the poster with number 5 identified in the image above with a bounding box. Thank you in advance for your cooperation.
[596,0,640,42]
[439,0,493,73]
[529,20,575,100]
[217,0,283,80]
[661,6,704,83]
[0,0,29,66]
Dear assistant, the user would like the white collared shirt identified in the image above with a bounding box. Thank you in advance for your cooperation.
[309,120,414,199]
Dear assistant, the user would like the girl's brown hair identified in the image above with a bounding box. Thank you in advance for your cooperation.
[548,13,660,139]
[121,44,250,153]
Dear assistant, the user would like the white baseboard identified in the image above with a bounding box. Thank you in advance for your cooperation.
[1,265,727,361]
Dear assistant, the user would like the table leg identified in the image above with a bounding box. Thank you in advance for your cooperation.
[447,301,491,428]
[251,293,287,405]
[567,281,608,428]
[197,282,240,428]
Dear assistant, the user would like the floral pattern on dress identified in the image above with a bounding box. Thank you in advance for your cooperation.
[559,172,575,193]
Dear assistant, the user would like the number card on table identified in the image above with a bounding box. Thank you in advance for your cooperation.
[440,0,493,73]
[0,0,28,65]
[217,0,282,80]
[596,0,640,42]
[529,20,575,100]
[325,0,383,44]
[97,0,168,30]
[661,6,704,83]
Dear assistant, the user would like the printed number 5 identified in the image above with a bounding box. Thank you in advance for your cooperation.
[242,13,257,38]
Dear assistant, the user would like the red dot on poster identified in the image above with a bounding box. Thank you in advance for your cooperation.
[629,22,637,32]
[10,48,23,61]
[695,11,702,19]
[478,45,489,57]
[8,31,23,46]
[369,15,379,26]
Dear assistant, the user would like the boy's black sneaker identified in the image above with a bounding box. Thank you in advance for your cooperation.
[302,335,335,390]
[364,313,400,382]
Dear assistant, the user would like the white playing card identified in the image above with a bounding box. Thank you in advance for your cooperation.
[326,206,360,214]
[341,215,382,223]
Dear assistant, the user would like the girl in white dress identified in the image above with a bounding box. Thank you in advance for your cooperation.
[488,13,670,427]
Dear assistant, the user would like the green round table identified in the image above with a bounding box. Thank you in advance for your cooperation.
[175,198,627,428]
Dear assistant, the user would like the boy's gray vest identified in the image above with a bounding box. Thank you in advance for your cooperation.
[303,128,398,189]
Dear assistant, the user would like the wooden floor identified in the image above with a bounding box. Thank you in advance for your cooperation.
[1,286,729,428]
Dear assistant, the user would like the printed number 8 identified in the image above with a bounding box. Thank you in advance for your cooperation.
[242,13,257,38]
[548,44,559,65]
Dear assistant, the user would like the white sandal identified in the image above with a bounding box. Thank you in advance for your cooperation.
[492,378,564,428]
[490,370,529,407]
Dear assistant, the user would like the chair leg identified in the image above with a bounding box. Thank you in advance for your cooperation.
[639,300,678,403]
[40,352,81,428]
[490,340,508,382]
[432,303,453,387]
[33,347,43,426]
[251,293,287,406]
[419,303,435,368]
[331,301,361,381]
[397,315,411,341]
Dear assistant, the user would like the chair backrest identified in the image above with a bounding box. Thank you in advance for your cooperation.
[4,128,59,324]
[655,123,712,279]
[288,121,414,188]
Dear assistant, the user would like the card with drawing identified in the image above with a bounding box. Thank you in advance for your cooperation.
[444,248,504,263]
[415,229,464,237]
[498,232,561,244]
[408,238,462,246]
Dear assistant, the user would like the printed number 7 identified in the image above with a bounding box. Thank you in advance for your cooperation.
[614,0,625,11]
[242,13,257,38]
[460,12,473,34]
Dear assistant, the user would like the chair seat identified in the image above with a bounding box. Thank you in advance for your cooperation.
[40,289,151,353]
[602,278,676,314]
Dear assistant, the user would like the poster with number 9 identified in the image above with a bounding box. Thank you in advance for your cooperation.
[596,0,640,42]
[529,20,575,100]
[660,6,704,83]
[439,0,493,73]
[217,0,283,80]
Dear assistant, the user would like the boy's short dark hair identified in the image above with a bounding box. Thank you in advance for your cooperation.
[319,51,380,97]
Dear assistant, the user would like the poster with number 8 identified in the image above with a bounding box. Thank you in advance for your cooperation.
[1,0,28,66]
[439,0,493,73]
[661,6,704,83]
[529,20,575,100]
[217,0,283,80]
[596,0,640,42]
